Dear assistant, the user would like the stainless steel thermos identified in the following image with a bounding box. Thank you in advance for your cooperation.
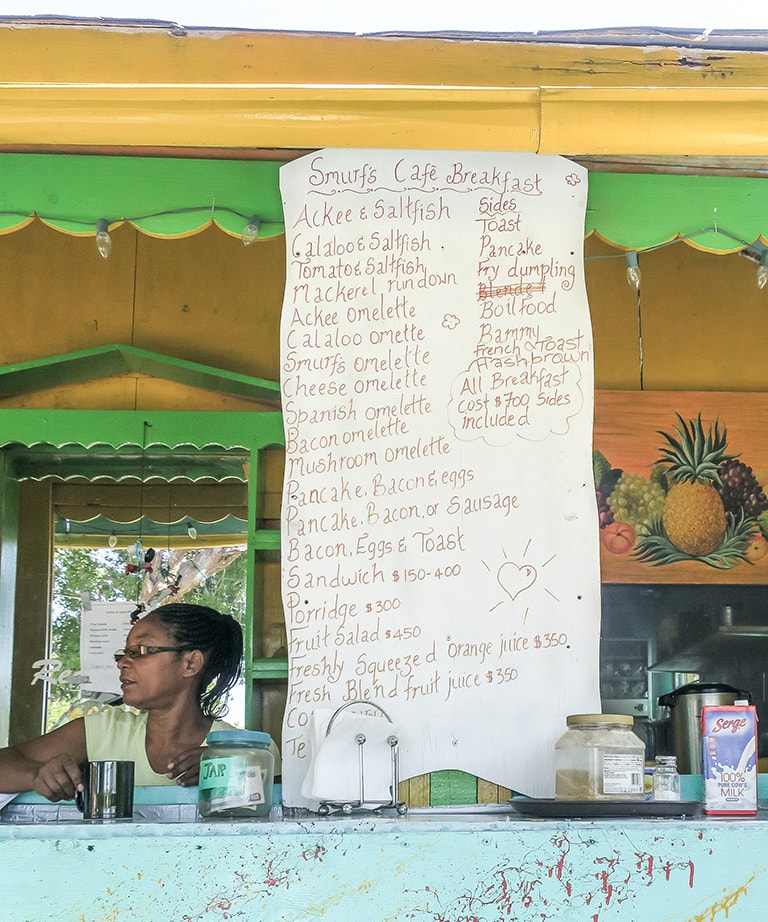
[658,682,752,774]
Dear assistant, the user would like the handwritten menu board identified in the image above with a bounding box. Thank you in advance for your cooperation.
[279,150,602,806]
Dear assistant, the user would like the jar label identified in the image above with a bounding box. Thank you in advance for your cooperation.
[200,755,247,795]
[602,753,644,795]
[199,755,266,813]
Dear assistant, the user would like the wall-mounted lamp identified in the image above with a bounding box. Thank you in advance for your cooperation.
[625,251,641,290]
[108,530,118,548]
[95,218,112,259]
[186,521,198,540]
[242,216,261,247]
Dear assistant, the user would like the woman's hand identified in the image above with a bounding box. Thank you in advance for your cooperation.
[0,718,87,802]
[166,747,206,786]
[32,754,83,802]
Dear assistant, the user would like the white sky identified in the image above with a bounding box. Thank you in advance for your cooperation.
[1,0,764,34]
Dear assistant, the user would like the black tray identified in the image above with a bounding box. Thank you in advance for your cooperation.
[510,798,704,818]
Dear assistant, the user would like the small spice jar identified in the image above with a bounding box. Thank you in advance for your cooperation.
[652,755,681,801]
[198,730,275,819]
[555,713,645,801]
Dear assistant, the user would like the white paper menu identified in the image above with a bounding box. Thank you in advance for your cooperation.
[279,150,602,806]
[79,601,136,695]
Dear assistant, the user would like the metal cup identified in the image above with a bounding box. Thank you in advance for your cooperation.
[76,760,135,821]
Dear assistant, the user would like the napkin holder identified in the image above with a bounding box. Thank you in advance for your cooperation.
[306,700,407,816]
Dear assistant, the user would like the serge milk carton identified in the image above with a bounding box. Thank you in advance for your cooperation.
[701,704,758,815]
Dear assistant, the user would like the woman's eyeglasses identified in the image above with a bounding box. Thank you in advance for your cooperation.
[113,645,192,663]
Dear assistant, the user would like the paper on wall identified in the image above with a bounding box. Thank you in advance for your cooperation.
[79,601,136,695]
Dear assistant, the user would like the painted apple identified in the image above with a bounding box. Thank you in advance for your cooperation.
[745,533,768,562]
[601,521,636,554]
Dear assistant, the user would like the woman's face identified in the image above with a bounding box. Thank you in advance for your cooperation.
[115,614,192,710]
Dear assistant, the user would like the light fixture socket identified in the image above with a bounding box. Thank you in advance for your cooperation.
[242,216,261,247]
[625,251,642,290]
[758,251,768,290]
[96,218,112,259]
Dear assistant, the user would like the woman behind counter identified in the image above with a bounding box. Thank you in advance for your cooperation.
[0,603,250,801]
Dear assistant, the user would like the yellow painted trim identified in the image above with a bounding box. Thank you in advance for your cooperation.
[4,26,768,155]
[587,229,748,256]
[3,81,768,156]
[539,86,768,156]
[0,84,540,152]
[0,214,35,235]
[2,26,767,92]
[30,216,233,241]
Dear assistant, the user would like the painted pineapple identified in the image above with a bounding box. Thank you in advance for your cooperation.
[657,414,732,557]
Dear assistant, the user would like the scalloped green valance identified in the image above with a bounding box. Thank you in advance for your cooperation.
[585,172,768,254]
[1,153,767,253]
[0,152,285,240]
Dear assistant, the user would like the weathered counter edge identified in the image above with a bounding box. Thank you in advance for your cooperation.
[0,810,764,839]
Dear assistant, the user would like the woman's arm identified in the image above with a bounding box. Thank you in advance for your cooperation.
[0,718,87,801]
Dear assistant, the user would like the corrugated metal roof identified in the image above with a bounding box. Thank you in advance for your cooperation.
[2,17,768,52]
[379,28,768,52]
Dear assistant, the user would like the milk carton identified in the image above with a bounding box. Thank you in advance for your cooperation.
[701,704,758,815]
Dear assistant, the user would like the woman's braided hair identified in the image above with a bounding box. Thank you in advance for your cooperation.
[152,603,243,719]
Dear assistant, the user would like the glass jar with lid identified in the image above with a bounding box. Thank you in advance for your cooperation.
[555,713,645,801]
[652,755,681,801]
[198,729,275,819]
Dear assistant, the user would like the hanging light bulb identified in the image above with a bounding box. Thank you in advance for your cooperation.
[625,251,642,290]
[758,251,768,290]
[95,219,112,259]
[187,521,198,540]
[241,215,261,247]
[108,530,118,548]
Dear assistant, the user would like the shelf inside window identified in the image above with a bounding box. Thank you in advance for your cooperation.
[251,657,288,680]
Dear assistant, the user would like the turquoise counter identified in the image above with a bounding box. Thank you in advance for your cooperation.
[1,808,767,921]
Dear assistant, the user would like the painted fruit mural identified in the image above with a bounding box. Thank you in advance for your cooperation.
[595,413,768,570]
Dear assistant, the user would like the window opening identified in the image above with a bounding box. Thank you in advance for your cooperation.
[49,530,248,731]
[47,469,250,731]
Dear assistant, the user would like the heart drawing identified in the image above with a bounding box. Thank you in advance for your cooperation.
[497,561,537,602]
